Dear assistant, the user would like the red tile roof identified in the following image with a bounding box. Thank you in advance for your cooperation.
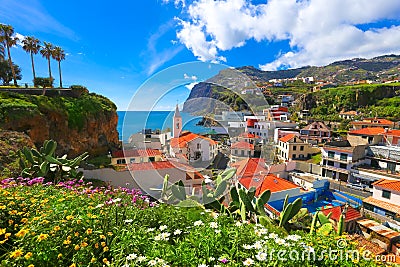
[127,160,201,173]
[239,174,300,196]
[372,179,400,193]
[321,205,362,222]
[170,131,217,148]
[231,158,267,179]
[363,196,400,215]
[231,141,254,150]
[348,127,385,136]
[113,149,162,158]
[279,133,296,143]
[351,118,394,125]
[239,132,261,139]
[386,129,400,137]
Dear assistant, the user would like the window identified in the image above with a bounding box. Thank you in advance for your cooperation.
[197,143,201,149]
[327,161,334,166]
[328,151,335,158]
[300,146,304,151]
[292,154,296,159]
[116,159,126,164]
[241,150,244,156]
[382,190,391,199]
[293,146,297,151]
[340,153,348,161]
[130,158,135,163]
[339,163,347,169]
[235,150,238,155]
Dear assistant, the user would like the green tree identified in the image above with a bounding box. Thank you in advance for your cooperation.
[22,36,41,82]
[0,42,4,60]
[40,41,54,87]
[0,24,19,86]
[52,46,65,88]
[0,59,22,85]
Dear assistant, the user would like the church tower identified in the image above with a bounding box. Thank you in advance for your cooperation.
[173,104,182,138]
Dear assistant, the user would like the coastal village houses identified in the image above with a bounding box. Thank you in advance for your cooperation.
[350,118,395,130]
[299,121,332,144]
[277,134,319,162]
[169,105,217,164]
[111,148,163,165]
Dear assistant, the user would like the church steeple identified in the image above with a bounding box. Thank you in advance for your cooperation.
[173,104,182,138]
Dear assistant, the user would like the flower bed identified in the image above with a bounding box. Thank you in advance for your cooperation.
[0,178,383,266]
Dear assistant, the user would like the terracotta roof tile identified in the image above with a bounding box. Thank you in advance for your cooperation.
[351,118,394,125]
[279,133,296,143]
[363,196,400,215]
[239,132,261,139]
[239,174,300,196]
[113,149,162,158]
[348,127,386,136]
[127,161,204,179]
[231,158,267,179]
[231,141,254,150]
[321,205,362,222]
[170,131,217,148]
[372,179,400,193]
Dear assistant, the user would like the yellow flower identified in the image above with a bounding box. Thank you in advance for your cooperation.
[81,242,88,247]
[76,219,81,224]
[100,234,106,240]
[101,242,106,247]
[0,205,6,209]
[15,229,29,238]
[74,244,80,251]
[53,226,60,231]
[10,249,23,258]
[86,228,93,235]
[66,215,74,220]
[63,239,71,245]
[107,232,113,236]
[103,246,109,252]
[24,252,33,260]
[58,253,62,259]
[91,257,96,263]
[5,233,11,239]
[94,243,99,249]
[37,233,48,241]
[0,228,6,235]
[20,218,28,224]
[9,210,17,215]
[8,219,13,225]
[103,258,109,264]
[0,239,8,244]
[74,232,79,237]
[69,264,76,267]
[28,265,34,267]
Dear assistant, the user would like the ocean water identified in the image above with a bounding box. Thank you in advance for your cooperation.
[117,111,208,141]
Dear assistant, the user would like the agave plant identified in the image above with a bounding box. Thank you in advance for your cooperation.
[19,140,88,183]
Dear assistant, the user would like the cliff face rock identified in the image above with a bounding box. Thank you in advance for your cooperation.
[0,130,35,178]
[0,92,119,157]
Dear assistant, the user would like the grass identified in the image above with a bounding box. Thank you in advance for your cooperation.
[0,177,385,267]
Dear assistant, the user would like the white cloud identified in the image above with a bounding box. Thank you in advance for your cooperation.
[14,33,26,46]
[183,73,198,80]
[185,82,199,90]
[163,0,186,8]
[174,0,400,69]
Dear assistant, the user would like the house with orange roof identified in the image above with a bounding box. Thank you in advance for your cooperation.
[277,134,319,162]
[363,179,400,224]
[350,118,395,130]
[339,110,358,120]
[230,141,257,163]
[128,161,204,199]
[169,131,218,163]
[320,205,363,233]
[111,149,164,165]
[348,127,386,145]
[230,158,268,182]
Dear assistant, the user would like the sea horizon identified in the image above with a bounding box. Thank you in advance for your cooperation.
[117,111,208,142]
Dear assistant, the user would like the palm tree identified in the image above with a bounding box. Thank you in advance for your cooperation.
[0,24,19,86]
[52,46,65,88]
[0,43,4,60]
[22,36,41,82]
[40,42,54,87]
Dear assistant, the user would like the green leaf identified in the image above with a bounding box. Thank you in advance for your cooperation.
[214,180,227,198]
[44,155,63,165]
[171,181,186,201]
[240,202,246,221]
[317,223,333,236]
[22,147,34,163]
[176,199,204,208]
[238,188,255,213]
[318,212,331,225]
[258,189,271,205]
[230,186,239,203]
[43,140,57,156]
[279,203,293,227]
[39,161,49,176]
[220,168,236,181]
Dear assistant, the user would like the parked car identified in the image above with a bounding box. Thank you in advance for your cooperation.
[346,183,368,191]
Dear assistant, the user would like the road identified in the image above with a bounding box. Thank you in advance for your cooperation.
[329,179,372,199]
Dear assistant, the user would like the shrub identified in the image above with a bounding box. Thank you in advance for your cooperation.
[70,85,89,97]
[33,77,53,88]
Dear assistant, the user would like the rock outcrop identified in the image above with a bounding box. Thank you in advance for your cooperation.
[0,92,119,158]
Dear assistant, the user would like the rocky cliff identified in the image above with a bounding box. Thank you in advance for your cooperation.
[0,92,119,158]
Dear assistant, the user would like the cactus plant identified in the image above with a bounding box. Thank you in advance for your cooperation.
[278,195,303,229]
[19,140,88,182]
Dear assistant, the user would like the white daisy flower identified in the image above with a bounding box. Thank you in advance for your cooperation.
[243,258,254,266]
[159,225,168,231]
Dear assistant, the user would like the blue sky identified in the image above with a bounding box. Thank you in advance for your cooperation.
[1,0,400,110]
